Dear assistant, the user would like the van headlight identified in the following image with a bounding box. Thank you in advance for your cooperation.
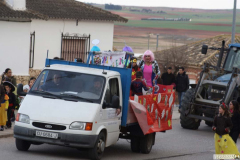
[16,113,30,124]
[69,122,93,131]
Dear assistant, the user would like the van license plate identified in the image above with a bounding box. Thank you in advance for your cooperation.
[36,131,58,139]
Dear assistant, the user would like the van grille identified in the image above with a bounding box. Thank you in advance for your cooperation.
[32,122,66,130]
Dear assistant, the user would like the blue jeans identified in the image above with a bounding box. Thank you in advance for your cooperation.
[178,92,185,109]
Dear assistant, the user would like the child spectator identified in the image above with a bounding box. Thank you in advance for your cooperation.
[0,85,7,131]
[212,103,240,155]
[3,81,16,129]
[23,77,36,93]
[131,71,149,96]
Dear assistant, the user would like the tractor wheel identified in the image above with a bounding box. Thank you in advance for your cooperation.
[180,88,201,130]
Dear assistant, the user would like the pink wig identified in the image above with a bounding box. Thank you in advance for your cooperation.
[143,50,155,62]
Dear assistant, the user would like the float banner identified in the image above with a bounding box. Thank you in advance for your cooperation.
[130,92,175,135]
[155,84,174,93]
[101,52,126,68]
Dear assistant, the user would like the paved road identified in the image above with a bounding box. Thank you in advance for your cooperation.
[1,119,238,160]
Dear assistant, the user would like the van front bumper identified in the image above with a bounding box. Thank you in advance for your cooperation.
[14,125,98,148]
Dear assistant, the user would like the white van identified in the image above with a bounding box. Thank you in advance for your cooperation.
[14,56,169,160]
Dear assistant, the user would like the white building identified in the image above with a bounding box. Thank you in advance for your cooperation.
[0,0,127,76]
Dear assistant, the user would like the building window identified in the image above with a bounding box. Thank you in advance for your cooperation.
[61,33,91,62]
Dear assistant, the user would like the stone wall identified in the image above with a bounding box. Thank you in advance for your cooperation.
[29,69,42,78]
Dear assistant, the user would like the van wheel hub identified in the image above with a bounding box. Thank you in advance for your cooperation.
[97,139,105,153]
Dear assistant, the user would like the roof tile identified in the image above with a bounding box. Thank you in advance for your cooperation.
[0,0,127,22]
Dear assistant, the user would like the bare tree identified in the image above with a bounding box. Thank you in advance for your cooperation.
[156,37,189,75]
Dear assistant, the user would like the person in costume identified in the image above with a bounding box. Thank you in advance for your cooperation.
[229,100,240,143]
[3,81,16,129]
[0,85,8,131]
[139,50,160,87]
[128,57,140,81]
[212,103,240,156]
[131,71,149,96]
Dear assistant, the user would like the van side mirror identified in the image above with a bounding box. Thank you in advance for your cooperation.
[201,45,208,55]
[17,84,27,96]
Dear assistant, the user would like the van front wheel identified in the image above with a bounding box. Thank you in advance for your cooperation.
[16,139,31,151]
[88,132,106,160]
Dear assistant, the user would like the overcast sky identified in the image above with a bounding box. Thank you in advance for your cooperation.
[80,0,240,9]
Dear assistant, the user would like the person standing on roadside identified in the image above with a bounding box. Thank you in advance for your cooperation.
[229,100,240,143]
[176,67,189,112]
[161,67,176,86]
[1,68,16,86]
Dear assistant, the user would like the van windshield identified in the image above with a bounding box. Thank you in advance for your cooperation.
[30,70,105,103]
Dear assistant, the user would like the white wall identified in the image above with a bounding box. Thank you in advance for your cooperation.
[0,21,30,75]
[31,19,114,69]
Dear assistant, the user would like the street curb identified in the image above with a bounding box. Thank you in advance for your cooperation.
[0,133,14,138]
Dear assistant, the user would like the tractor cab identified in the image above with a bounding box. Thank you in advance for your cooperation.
[224,45,240,71]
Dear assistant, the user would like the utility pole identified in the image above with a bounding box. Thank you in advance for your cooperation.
[148,33,153,50]
[156,34,159,51]
[148,34,150,50]
[231,0,237,43]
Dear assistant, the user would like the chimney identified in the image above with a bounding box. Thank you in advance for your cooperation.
[5,0,26,11]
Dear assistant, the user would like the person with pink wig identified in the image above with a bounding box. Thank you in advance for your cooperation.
[139,50,160,87]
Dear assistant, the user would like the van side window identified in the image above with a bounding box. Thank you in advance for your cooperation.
[104,78,119,105]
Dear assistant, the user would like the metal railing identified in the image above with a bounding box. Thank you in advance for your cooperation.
[60,33,91,62]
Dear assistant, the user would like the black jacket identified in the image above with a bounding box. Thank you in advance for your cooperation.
[7,92,16,109]
[176,72,189,92]
[213,114,232,136]
[230,112,240,132]
[161,72,175,85]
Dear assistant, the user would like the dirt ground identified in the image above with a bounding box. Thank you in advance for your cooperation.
[193,23,240,27]
[113,25,233,53]
[111,11,164,20]
[114,25,232,39]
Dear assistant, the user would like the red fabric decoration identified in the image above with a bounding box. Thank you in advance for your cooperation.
[146,111,154,125]
[222,102,226,108]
